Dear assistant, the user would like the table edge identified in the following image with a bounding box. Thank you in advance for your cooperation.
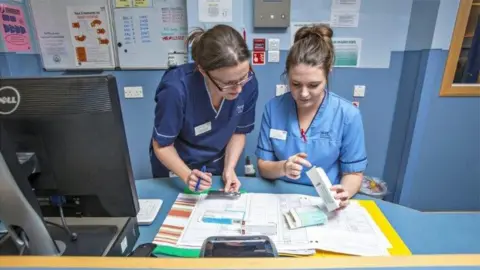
[1,254,480,269]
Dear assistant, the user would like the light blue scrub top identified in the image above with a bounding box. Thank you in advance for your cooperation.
[255,91,367,185]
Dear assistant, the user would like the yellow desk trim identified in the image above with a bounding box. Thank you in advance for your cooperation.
[1,255,479,269]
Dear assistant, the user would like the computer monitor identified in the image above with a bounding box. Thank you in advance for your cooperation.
[0,75,139,218]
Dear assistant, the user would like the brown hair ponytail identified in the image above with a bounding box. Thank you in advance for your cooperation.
[186,25,250,72]
[285,24,335,77]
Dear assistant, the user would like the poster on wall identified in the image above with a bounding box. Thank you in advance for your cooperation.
[0,4,32,52]
[198,0,232,22]
[290,21,330,46]
[333,38,361,67]
[67,6,113,67]
[330,0,361,28]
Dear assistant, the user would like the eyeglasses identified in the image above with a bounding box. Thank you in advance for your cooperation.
[206,70,254,91]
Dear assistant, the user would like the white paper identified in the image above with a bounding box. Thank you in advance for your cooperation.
[175,193,390,257]
[199,0,232,22]
[67,6,112,67]
[37,31,69,65]
[330,0,361,28]
[306,202,390,256]
[290,21,330,46]
[330,10,359,27]
[331,0,361,11]
[333,38,362,67]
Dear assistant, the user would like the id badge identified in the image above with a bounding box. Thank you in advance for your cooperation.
[195,121,212,136]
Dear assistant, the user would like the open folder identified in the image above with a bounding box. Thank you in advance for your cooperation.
[152,193,411,257]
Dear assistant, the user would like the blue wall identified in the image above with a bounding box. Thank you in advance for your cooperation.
[1,0,479,210]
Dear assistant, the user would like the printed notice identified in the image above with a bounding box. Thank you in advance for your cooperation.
[290,22,329,46]
[0,4,32,52]
[38,31,68,65]
[330,10,359,27]
[159,0,187,42]
[67,6,112,67]
[333,38,361,67]
[115,0,133,8]
[330,0,361,28]
[199,0,232,22]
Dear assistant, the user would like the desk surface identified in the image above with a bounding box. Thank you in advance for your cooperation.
[1,176,479,269]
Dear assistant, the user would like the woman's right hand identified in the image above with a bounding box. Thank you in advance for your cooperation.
[186,169,213,192]
[283,153,312,180]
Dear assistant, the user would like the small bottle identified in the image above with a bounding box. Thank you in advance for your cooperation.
[244,156,256,177]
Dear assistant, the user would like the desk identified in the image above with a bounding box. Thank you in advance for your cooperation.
[135,177,480,255]
[1,177,479,269]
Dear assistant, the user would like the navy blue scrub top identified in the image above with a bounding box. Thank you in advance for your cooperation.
[150,63,259,177]
[255,91,367,186]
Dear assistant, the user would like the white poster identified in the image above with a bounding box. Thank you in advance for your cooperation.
[331,0,361,11]
[37,31,69,65]
[159,0,188,42]
[290,22,329,46]
[67,6,113,67]
[330,10,359,27]
[198,0,232,22]
[332,38,362,67]
[330,0,361,28]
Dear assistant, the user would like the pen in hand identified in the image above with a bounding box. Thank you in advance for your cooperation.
[195,165,207,192]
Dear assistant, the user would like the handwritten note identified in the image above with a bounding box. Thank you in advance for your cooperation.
[0,4,32,52]
[116,0,133,8]
[134,0,152,8]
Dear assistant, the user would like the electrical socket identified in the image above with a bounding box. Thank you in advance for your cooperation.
[124,86,144,99]
[353,85,366,97]
[276,84,288,96]
[268,51,280,63]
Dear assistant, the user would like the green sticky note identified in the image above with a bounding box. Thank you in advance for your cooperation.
[153,245,200,257]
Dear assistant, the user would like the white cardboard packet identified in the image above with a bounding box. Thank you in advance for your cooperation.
[306,167,340,212]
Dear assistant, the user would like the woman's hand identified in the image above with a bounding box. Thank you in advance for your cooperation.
[185,169,212,192]
[222,169,241,192]
[283,153,312,180]
[330,185,350,210]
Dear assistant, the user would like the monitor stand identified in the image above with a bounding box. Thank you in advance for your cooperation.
[0,217,139,256]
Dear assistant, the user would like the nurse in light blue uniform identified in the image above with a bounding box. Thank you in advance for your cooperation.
[150,25,258,192]
[256,24,367,208]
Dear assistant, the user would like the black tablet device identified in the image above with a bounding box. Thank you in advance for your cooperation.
[200,236,278,258]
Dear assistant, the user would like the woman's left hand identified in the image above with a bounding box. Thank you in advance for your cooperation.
[222,169,241,192]
[330,185,350,210]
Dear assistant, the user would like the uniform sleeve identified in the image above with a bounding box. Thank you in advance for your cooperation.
[340,111,368,173]
[255,103,277,161]
[235,79,259,134]
[152,81,185,147]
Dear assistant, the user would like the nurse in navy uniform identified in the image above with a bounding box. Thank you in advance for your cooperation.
[150,25,259,192]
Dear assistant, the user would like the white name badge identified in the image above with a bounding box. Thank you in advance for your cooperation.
[195,121,212,136]
[269,129,287,140]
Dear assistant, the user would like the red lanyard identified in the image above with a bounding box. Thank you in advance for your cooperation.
[300,128,307,142]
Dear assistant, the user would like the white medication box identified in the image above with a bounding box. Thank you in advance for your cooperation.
[306,167,340,212]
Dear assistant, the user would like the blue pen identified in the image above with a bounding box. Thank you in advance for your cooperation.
[195,165,206,192]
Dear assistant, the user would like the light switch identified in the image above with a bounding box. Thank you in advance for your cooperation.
[268,51,280,63]
[268,38,280,51]
[353,85,366,97]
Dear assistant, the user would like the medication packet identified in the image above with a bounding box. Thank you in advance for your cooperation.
[306,167,340,212]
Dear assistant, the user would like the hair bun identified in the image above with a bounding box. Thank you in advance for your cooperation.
[294,24,333,43]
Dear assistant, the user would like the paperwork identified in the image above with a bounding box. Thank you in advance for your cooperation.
[169,193,391,256]
[284,205,328,229]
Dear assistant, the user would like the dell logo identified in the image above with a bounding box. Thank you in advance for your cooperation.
[0,86,21,115]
